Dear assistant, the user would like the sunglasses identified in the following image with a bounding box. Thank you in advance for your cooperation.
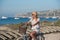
[32,14,34,15]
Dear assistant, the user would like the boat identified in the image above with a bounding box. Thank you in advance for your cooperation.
[52,16,57,19]
[46,17,49,19]
[28,17,31,19]
[14,17,19,19]
[22,16,26,18]
[52,12,57,19]
[1,16,7,19]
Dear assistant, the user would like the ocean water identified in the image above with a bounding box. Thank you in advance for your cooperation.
[0,17,59,25]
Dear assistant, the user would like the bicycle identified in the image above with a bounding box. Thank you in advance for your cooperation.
[17,23,45,40]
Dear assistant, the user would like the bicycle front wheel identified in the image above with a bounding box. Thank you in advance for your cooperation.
[17,37,24,40]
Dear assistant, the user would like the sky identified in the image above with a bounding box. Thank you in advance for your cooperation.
[0,0,60,17]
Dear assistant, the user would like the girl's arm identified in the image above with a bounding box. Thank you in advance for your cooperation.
[32,18,40,26]
[25,19,31,26]
[32,21,40,26]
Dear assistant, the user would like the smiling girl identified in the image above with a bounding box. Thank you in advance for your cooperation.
[26,11,40,40]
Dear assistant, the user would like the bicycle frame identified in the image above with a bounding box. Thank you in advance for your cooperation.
[17,23,45,40]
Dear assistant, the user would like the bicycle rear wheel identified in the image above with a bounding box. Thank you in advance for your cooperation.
[37,35,45,40]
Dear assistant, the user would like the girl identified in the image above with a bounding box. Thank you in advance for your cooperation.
[26,11,40,40]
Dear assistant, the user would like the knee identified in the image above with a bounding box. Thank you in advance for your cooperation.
[30,33,34,37]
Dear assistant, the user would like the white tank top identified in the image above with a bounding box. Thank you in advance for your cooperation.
[29,18,40,32]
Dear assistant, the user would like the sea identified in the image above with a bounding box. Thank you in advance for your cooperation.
[0,17,59,25]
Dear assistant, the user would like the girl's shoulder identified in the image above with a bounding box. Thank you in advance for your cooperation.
[37,18,40,21]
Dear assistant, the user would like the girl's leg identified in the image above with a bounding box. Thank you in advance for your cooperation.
[30,31,37,40]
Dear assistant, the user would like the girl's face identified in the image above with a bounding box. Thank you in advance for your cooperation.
[32,12,37,18]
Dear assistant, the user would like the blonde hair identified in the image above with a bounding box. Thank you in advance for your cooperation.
[32,11,38,18]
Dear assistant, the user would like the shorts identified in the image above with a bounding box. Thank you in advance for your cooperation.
[31,26,40,33]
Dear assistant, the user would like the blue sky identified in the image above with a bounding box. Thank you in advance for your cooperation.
[0,0,60,17]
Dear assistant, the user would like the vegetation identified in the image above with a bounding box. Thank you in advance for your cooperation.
[41,21,53,26]
[5,22,25,30]
[4,20,60,30]
[54,20,60,26]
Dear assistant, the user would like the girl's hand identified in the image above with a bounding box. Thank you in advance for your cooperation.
[25,22,28,26]
[32,25,35,26]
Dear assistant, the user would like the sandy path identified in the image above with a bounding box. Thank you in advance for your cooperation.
[44,33,60,40]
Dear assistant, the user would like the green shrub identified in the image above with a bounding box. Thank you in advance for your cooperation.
[55,20,60,26]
